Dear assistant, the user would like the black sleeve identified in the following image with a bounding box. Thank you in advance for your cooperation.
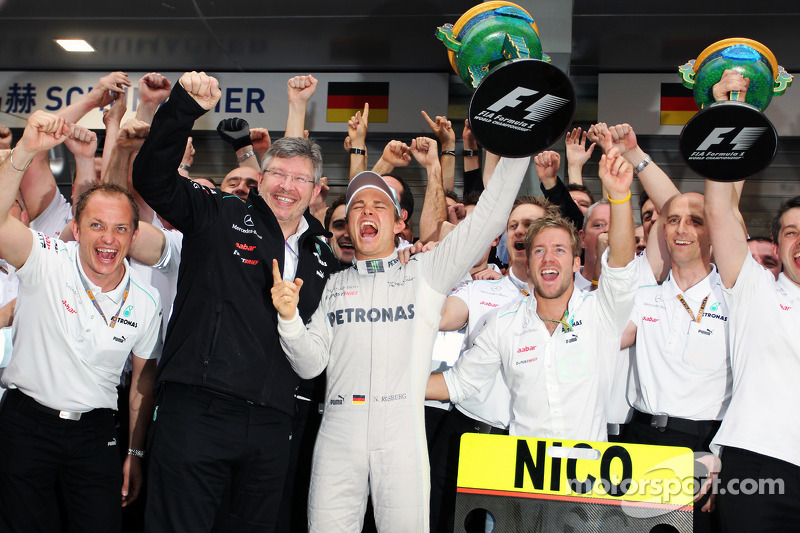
[463,168,484,196]
[540,177,584,231]
[132,82,219,234]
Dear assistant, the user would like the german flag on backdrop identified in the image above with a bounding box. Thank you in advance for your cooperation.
[660,84,697,125]
[327,82,389,123]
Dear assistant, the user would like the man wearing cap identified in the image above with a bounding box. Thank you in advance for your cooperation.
[272,137,529,532]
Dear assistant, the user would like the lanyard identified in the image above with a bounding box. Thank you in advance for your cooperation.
[677,294,708,323]
[538,309,573,333]
[79,274,130,328]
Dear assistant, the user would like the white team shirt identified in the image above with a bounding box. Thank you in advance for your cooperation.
[444,251,638,441]
[711,254,800,467]
[629,265,731,421]
[1,230,163,412]
[0,259,18,309]
[426,272,470,411]
[608,252,657,424]
[131,223,183,341]
[29,190,73,239]
[448,267,530,428]
[575,268,592,292]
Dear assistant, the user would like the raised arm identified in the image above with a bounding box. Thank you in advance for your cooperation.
[597,141,635,268]
[250,127,271,162]
[462,119,484,196]
[413,137,448,243]
[371,140,411,178]
[704,180,748,288]
[217,117,260,172]
[603,122,678,279]
[102,119,166,265]
[347,104,369,179]
[535,150,584,230]
[100,90,127,180]
[482,151,500,188]
[534,150,560,190]
[564,127,595,186]
[285,75,318,138]
[64,124,99,206]
[177,137,194,177]
[132,71,222,233]
[605,123,680,212]
[135,72,171,124]
[0,112,69,268]
[104,119,150,189]
[59,71,131,124]
[421,111,456,191]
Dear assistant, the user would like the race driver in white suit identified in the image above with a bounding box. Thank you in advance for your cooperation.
[271,138,529,532]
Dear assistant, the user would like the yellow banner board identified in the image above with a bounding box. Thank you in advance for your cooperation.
[457,434,695,510]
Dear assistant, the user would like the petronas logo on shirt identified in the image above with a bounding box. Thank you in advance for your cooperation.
[123,305,133,317]
[366,260,384,274]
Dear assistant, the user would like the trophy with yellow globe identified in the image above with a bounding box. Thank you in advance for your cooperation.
[437,2,575,157]
[678,38,793,180]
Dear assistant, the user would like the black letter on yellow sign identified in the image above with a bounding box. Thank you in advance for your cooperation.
[549,442,562,492]
[514,439,545,490]
[566,443,596,494]
[600,445,633,497]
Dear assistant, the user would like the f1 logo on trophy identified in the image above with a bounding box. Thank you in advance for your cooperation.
[437,2,575,157]
[678,38,793,180]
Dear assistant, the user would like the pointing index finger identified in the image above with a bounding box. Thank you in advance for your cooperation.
[272,259,283,284]
[420,110,436,129]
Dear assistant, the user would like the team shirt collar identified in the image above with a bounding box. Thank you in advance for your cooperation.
[663,264,719,302]
[525,284,586,333]
[777,272,800,301]
[75,249,131,304]
[507,266,531,295]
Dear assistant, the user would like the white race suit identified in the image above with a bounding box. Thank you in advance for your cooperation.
[277,157,530,532]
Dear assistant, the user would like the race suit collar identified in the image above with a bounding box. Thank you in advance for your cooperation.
[354,251,400,275]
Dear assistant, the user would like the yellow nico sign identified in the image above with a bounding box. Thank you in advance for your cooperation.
[457,434,695,510]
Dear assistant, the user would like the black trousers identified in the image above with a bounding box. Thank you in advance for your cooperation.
[145,384,292,533]
[624,414,722,533]
[718,447,800,533]
[276,397,323,533]
[0,389,121,533]
[428,407,508,533]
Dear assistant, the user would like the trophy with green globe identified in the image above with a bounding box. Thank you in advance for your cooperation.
[437,2,575,157]
[678,38,793,180]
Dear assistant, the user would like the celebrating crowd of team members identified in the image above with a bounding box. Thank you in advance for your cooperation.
[0,66,795,533]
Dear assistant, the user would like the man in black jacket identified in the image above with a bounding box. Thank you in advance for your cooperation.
[131,71,338,532]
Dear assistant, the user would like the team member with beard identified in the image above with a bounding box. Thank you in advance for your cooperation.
[428,195,557,532]
[705,185,800,530]
[271,136,530,532]
[426,146,637,442]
